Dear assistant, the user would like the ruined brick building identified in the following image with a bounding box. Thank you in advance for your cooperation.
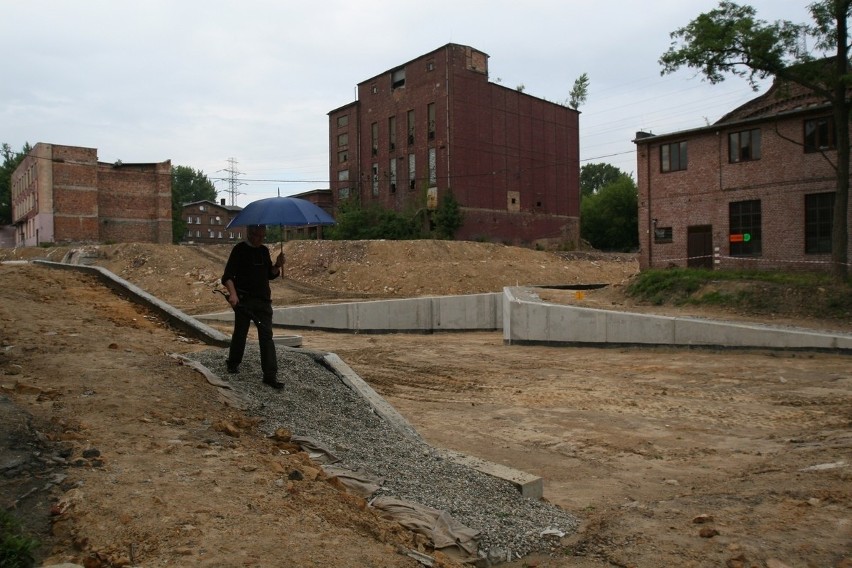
[11,143,172,246]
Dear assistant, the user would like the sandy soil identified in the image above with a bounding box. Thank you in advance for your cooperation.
[0,240,850,568]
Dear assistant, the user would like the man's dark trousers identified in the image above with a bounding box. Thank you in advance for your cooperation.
[227,295,277,379]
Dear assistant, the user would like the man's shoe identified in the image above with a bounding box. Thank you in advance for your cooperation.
[263,377,284,389]
[226,365,239,374]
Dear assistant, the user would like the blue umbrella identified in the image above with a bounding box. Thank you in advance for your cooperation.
[226,196,335,229]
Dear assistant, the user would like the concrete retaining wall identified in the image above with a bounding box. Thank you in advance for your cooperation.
[198,286,851,352]
[265,293,503,333]
[503,287,852,351]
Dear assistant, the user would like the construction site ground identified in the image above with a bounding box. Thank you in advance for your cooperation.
[0,240,849,568]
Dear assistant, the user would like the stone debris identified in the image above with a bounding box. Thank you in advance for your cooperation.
[188,345,580,561]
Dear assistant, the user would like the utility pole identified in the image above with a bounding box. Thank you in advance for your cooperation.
[223,157,245,206]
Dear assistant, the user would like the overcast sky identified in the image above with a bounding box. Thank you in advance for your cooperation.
[1,1,812,205]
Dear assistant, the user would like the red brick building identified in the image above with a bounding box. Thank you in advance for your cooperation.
[328,43,580,248]
[181,190,334,243]
[181,199,243,244]
[285,189,333,240]
[11,143,172,246]
[634,79,851,272]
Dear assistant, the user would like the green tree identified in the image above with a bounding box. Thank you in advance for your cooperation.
[580,175,639,251]
[568,72,590,110]
[432,190,463,239]
[580,162,628,197]
[0,143,32,225]
[171,165,217,243]
[327,199,422,240]
[659,0,851,279]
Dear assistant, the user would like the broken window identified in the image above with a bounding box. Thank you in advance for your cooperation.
[653,227,673,243]
[391,68,406,89]
[804,116,835,152]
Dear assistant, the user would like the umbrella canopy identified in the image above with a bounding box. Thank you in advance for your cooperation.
[226,196,335,229]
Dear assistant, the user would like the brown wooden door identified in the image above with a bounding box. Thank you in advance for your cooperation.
[687,225,713,269]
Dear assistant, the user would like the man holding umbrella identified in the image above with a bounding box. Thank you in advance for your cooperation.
[221,224,285,389]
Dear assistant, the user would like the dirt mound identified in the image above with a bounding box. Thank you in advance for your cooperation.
[0,240,639,314]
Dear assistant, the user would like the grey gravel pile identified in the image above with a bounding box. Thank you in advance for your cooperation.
[188,345,579,564]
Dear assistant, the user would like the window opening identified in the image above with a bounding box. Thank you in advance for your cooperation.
[388,116,396,151]
[661,141,687,172]
[805,192,834,254]
[804,116,835,152]
[729,200,762,256]
[729,128,761,162]
[391,68,406,89]
[654,227,673,243]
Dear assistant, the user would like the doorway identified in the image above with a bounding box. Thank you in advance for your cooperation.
[687,225,713,269]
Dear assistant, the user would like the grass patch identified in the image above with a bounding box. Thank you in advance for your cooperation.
[0,509,39,568]
[626,268,852,320]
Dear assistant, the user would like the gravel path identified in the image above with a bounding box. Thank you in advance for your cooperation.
[188,345,579,565]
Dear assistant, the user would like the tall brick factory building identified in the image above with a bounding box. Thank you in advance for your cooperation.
[634,77,851,273]
[328,43,581,248]
[11,143,172,246]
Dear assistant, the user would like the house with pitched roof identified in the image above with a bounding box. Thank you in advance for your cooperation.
[634,78,850,272]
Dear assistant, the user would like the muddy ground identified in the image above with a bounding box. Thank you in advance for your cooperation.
[0,240,849,568]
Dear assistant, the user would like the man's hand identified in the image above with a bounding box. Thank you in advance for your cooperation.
[275,252,286,268]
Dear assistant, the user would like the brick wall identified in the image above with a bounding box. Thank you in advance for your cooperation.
[10,143,173,245]
[637,109,850,272]
[330,44,580,248]
[97,160,172,244]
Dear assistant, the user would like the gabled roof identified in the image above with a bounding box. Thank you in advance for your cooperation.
[635,77,835,145]
[715,79,831,124]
